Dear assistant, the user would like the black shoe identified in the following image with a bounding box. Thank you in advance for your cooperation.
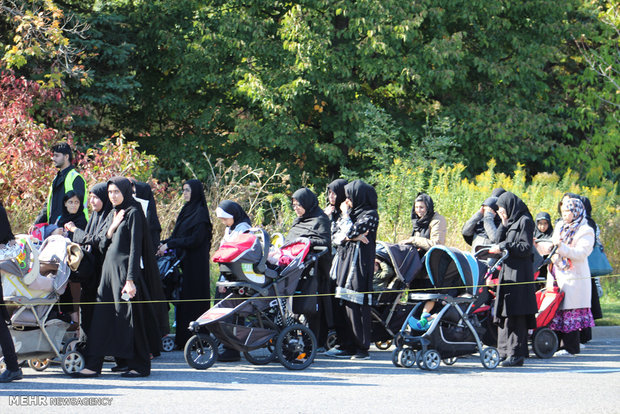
[71,370,99,378]
[110,365,129,372]
[121,370,149,378]
[351,351,370,360]
[0,368,23,382]
[218,348,241,362]
[324,348,355,359]
[501,356,524,367]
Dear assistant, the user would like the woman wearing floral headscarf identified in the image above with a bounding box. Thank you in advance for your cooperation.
[547,197,595,356]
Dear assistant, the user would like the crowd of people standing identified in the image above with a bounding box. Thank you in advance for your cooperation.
[0,142,608,381]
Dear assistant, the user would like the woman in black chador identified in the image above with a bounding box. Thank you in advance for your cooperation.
[329,180,379,360]
[489,191,537,367]
[76,177,166,378]
[286,187,333,350]
[158,179,212,349]
[64,182,113,339]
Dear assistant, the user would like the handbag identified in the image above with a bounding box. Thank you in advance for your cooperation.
[588,242,613,277]
[293,272,318,315]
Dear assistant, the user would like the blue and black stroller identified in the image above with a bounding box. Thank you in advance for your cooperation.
[184,228,324,371]
[392,245,506,371]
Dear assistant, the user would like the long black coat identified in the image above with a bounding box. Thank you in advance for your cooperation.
[89,191,165,359]
[494,215,538,322]
[164,180,212,347]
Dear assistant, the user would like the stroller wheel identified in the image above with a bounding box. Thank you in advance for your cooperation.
[422,350,441,371]
[276,324,316,370]
[442,357,458,366]
[161,335,175,352]
[28,358,52,371]
[416,351,426,370]
[398,348,417,368]
[532,327,558,359]
[62,351,85,375]
[375,340,392,350]
[391,348,402,367]
[325,330,338,351]
[184,334,217,370]
[480,347,500,369]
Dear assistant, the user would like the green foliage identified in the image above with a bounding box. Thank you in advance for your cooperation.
[371,158,620,274]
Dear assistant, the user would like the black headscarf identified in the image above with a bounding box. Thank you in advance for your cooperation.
[534,212,553,239]
[411,193,435,237]
[497,191,532,228]
[57,190,87,229]
[345,180,378,222]
[170,179,212,240]
[286,188,331,246]
[292,188,321,222]
[0,202,14,244]
[491,187,506,198]
[108,176,139,211]
[89,182,113,229]
[217,200,251,231]
[327,178,349,205]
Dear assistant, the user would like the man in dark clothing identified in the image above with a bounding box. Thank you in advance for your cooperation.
[35,142,88,225]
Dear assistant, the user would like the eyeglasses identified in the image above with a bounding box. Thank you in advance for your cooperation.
[292,202,302,208]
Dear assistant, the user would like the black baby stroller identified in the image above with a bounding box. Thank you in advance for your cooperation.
[184,228,322,371]
[370,242,422,349]
[157,252,182,352]
[392,245,507,371]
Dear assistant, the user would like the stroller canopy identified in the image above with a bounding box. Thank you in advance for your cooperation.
[424,246,485,295]
[213,233,262,264]
[376,242,422,285]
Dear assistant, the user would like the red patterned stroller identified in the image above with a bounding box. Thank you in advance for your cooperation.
[184,228,323,371]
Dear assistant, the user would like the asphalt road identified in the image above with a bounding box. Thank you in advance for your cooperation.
[1,327,619,413]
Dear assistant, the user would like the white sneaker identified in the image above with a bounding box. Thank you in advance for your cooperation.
[554,349,576,357]
[579,343,586,350]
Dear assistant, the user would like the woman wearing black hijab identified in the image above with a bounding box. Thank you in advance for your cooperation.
[489,192,537,367]
[402,193,447,256]
[158,179,212,349]
[286,188,333,350]
[324,179,348,236]
[57,190,88,232]
[329,180,379,360]
[76,177,166,378]
[0,202,22,382]
[64,182,113,339]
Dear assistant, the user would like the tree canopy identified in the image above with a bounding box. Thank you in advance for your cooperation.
[1,0,618,185]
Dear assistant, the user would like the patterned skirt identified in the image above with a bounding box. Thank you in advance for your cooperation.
[549,308,595,333]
